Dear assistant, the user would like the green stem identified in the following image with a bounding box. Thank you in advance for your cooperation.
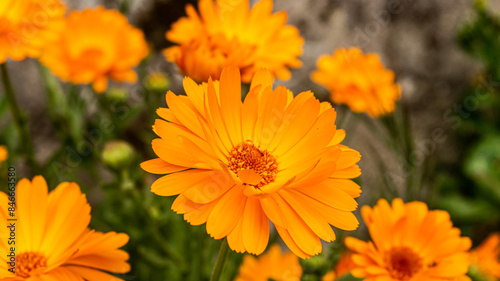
[1,63,38,173]
[209,238,230,281]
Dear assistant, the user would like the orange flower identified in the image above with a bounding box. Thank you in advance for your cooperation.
[235,244,302,281]
[470,233,500,281]
[0,0,65,63]
[0,176,130,280]
[311,47,401,117]
[322,251,356,281]
[345,198,472,281]
[321,271,336,281]
[0,145,7,163]
[40,7,148,93]
[141,66,362,258]
[164,0,303,83]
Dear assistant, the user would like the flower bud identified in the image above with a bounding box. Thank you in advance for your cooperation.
[102,140,135,171]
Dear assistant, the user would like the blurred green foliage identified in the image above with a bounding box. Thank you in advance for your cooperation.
[433,0,500,246]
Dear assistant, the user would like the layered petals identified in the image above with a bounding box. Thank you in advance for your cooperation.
[0,176,130,280]
[142,66,362,258]
[40,7,148,93]
[311,47,401,117]
[345,198,471,281]
[164,0,304,83]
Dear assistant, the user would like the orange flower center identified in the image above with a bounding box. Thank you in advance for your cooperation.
[228,140,278,188]
[385,247,423,280]
[16,252,48,278]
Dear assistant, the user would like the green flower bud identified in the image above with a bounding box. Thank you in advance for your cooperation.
[106,87,128,102]
[144,72,170,92]
[102,140,135,171]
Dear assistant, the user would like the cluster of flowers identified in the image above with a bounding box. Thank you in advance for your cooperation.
[0,0,498,280]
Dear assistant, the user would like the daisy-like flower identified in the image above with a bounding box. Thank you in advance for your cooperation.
[164,0,303,83]
[235,244,302,281]
[311,47,401,117]
[345,198,472,281]
[141,66,362,258]
[40,7,148,93]
[0,145,7,163]
[0,0,65,63]
[0,176,130,280]
[470,233,500,281]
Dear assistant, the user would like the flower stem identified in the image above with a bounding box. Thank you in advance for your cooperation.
[1,63,38,173]
[209,238,230,281]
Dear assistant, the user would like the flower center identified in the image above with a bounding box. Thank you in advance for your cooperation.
[228,140,278,188]
[16,252,48,278]
[385,247,423,280]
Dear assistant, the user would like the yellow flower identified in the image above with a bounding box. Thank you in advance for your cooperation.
[470,233,500,281]
[0,145,7,163]
[0,0,65,63]
[164,0,303,83]
[311,47,401,117]
[235,244,302,281]
[40,7,148,93]
[345,198,472,281]
[141,66,362,258]
[0,176,130,280]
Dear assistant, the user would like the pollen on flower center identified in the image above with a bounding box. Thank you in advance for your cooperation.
[228,140,278,188]
[16,252,48,278]
[385,247,423,280]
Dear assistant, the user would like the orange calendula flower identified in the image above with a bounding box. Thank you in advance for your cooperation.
[470,233,500,280]
[235,244,302,281]
[0,145,7,163]
[0,176,130,280]
[40,7,148,93]
[164,0,303,83]
[0,0,65,63]
[334,251,356,278]
[322,251,356,281]
[345,198,472,281]
[322,271,336,281]
[311,47,401,117]
[141,66,362,258]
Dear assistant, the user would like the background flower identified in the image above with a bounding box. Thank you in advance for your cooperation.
[0,0,65,63]
[40,7,148,93]
[346,198,471,281]
[470,233,500,281]
[0,145,7,163]
[141,66,361,258]
[235,244,302,281]
[311,47,401,117]
[0,176,130,280]
[164,0,303,83]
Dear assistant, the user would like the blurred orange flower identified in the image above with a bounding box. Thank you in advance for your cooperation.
[0,145,7,163]
[40,7,148,93]
[311,48,401,117]
[470,233,500,281]
[321,270,336,281]
[322,251,356,281]
[0,0,65,63]
[346,198,472,281]
[0,176,130,280]
[235,245,302,281]
[164,0,303,83]
[141,66,361,258]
